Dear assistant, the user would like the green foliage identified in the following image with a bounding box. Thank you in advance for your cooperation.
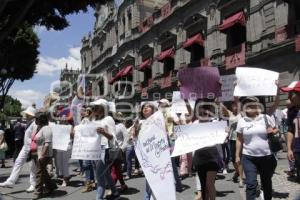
[0,95,22,121]
[0,23,39,80]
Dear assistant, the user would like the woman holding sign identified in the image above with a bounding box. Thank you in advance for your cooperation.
[91,99,119,200]
[132,102,156,200]
[236,97,278,200]
[190,99,220,200]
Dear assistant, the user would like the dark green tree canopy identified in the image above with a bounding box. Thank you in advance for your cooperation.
[0,0,108,109]
[0,95,22,121]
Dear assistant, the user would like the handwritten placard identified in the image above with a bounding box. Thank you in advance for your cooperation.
[219,75,236,102]
[50,124,71,151]
[178,66,221,99]
[71,124,102,160]
[234,67,279,96]
[171,121,227,157]
[171,91,195,114]
[134,111,176,200]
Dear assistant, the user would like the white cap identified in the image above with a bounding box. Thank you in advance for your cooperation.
[21,106,36,117]
[158,98,171,106]
[90,99,108,107]
[0,130,4,135]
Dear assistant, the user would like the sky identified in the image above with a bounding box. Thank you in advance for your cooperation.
[9,8,95,108]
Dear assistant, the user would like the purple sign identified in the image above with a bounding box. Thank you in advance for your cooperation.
[178,66,221,99]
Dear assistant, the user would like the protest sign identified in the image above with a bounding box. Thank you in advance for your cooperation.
[234,67,279,96]
[50,124,71,151]
[134,111,176,200]
[219,75,236,102]
[178,66,221,99]
[171,121,227,157]
[171,91,195,114]
[71,123,102,160]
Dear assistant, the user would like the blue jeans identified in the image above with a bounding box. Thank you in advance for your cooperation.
[95,147,118,200]
[83,160,94,181]
[171,156,182,190]
[242,154,277,200]
[144,180,152,200]
[125,145,135,177]
[78,160,83,172]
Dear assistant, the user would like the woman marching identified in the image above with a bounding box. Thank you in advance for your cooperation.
[90,99,119,200]
[187,99,220,200]
[131,102,157,200]
[236,97,278,200]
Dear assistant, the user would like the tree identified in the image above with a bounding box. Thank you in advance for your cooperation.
[0,0,108,109]
[0,95,22,122]
[0,23,39,109]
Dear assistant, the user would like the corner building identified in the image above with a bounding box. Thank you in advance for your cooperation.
[81,0,300,109]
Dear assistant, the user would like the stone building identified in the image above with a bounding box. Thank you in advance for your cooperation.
[81,0,300,108]
[59,64,81,100]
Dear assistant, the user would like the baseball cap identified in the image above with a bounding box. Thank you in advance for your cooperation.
[158,99,171,106]
[281,81,300,93]
[90,99,109,107]
[241,96,260,105]
[21,106,36,117]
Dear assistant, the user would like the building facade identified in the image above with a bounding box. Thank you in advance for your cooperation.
[59,64,81,101]
[81,0,300,108]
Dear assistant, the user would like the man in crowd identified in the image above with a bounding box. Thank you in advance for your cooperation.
[282,81,300,183]
[13,118,25,162]
[0,106,37,192]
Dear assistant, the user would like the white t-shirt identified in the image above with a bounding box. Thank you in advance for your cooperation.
[115,123,128,148]
[93,116,116,149]
[24,121,37,150]
[236,114,275,157]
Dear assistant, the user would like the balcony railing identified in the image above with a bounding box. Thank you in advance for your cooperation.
[225,43,246,70]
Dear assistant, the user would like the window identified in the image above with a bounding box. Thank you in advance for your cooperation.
[142,67,152,87]
[163,57,174,75]
[295,0,300,34]
[226,24,246,49]
[122,16,126,33]
[128,10,132,30]
[190,44,204,64]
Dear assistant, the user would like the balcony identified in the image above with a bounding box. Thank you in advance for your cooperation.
[160,71,172,89]
[296,35,300,52]
[224,43,245,70]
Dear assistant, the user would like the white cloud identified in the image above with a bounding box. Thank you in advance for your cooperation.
[37,46,81,76]
[34,26,47,34]
[9,90,45,108]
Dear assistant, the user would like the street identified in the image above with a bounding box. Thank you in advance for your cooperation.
[0,152,299,200]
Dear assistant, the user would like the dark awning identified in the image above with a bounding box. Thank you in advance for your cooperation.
[183,33,204,48]
[158,48,175,61]
[138,59,152,71]
[219,11,246,31]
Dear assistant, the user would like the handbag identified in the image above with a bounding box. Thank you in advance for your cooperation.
[263,115,283,153]
[108,147,123,164]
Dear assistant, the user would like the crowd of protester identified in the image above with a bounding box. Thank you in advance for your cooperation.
[0,80,299,200]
